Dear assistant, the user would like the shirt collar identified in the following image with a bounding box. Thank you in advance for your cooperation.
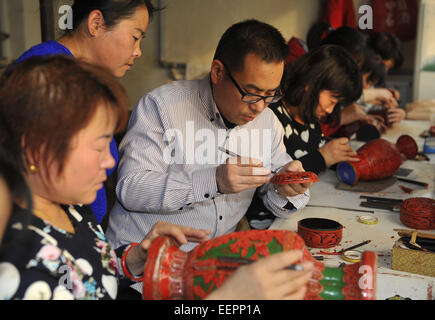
[199,74,238,129]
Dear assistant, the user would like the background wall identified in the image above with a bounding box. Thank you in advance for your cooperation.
[0,0,420,107]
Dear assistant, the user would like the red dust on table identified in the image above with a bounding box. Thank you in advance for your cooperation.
[399,185,413,194]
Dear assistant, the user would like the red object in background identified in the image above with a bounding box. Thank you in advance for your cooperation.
[322,0,356,28]
[400,197,435,230]
[396,134,419,160]
[371,0,418,41]
[336,135,418,185]
[285,37,308,65]
[321,121,341,137]
[430,126,435,136]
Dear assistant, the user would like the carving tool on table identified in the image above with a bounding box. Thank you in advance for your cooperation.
[393,176,429,188]
[306,204,375,213]
[359,196,404,212]
[359,201,400,212]
[359,195,403,204]
[339,240,372,253]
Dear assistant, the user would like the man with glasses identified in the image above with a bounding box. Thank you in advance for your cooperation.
[106,20,312,290]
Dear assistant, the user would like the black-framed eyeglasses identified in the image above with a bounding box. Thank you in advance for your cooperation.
[220,60,283,104]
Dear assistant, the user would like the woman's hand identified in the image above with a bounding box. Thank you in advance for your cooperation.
[205,250,314,300]
[387,107,406,125]
[366,114,387,134]
[319,137,359,166]
[388,88,400,101]
[363,88,398,109]
[126,221,211,276]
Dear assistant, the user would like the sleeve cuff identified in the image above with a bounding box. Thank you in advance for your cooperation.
[267,183,310,211]
[191,166,220,202]
[266,183,295,209]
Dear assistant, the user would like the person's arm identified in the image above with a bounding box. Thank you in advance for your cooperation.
[340,103,369,126]
[259,115,311,218]
[318,138,359,167]
[363,88,398,109]
[116,94,221,213]
[123,221,211,277]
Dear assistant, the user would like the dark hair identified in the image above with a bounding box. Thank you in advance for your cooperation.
[307,22,367,68]
[71,0,158,30]
[213,19,288,72]
[282,45,362,125]
[361,48,387,87]
[0,146,32,212]
[367,32,403,70]
[0,55,129,186]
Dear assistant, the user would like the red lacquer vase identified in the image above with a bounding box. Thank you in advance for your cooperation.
[142,230,377,300]
[336,135,418,185]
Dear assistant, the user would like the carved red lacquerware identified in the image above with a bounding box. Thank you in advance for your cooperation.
[400,197,435,230]
[336,135,418,185]
[142,230,376,300]
[396,135,419,160]
[270,171,319,184]
[297,218,343,248]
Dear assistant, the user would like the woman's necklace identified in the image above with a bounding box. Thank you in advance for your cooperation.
[33,206,75,234]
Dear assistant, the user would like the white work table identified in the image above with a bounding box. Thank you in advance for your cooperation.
[270,120,435,300]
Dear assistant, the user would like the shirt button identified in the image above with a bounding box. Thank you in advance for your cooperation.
[204,193,210,198]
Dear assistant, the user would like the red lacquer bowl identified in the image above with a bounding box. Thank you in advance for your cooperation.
[400,197,435,230]
[270,171,319,184]
[297,218,343,248]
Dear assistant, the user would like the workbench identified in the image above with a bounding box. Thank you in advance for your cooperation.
[270,120,435,300]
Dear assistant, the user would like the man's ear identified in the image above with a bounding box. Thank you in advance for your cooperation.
[210,59,226,85]
[87,9,106,37]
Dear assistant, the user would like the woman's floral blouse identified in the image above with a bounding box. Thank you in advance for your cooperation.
[0,205,120,300]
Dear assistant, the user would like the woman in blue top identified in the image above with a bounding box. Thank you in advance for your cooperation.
[15,0,156,223]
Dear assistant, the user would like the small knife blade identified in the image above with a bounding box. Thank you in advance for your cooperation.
[360,201,400,212]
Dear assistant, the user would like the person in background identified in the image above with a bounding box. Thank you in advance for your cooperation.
[306,22,403,138]
[246,45,362,230]
[361,48,406,127]
[0,148,32,245]
[0,55,313,300]
[14,0,157,223]
[367,31,404,72]
[107,19,312,259]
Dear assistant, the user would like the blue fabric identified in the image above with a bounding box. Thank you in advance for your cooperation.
[16,41,119,223]
[15,40,74,63]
